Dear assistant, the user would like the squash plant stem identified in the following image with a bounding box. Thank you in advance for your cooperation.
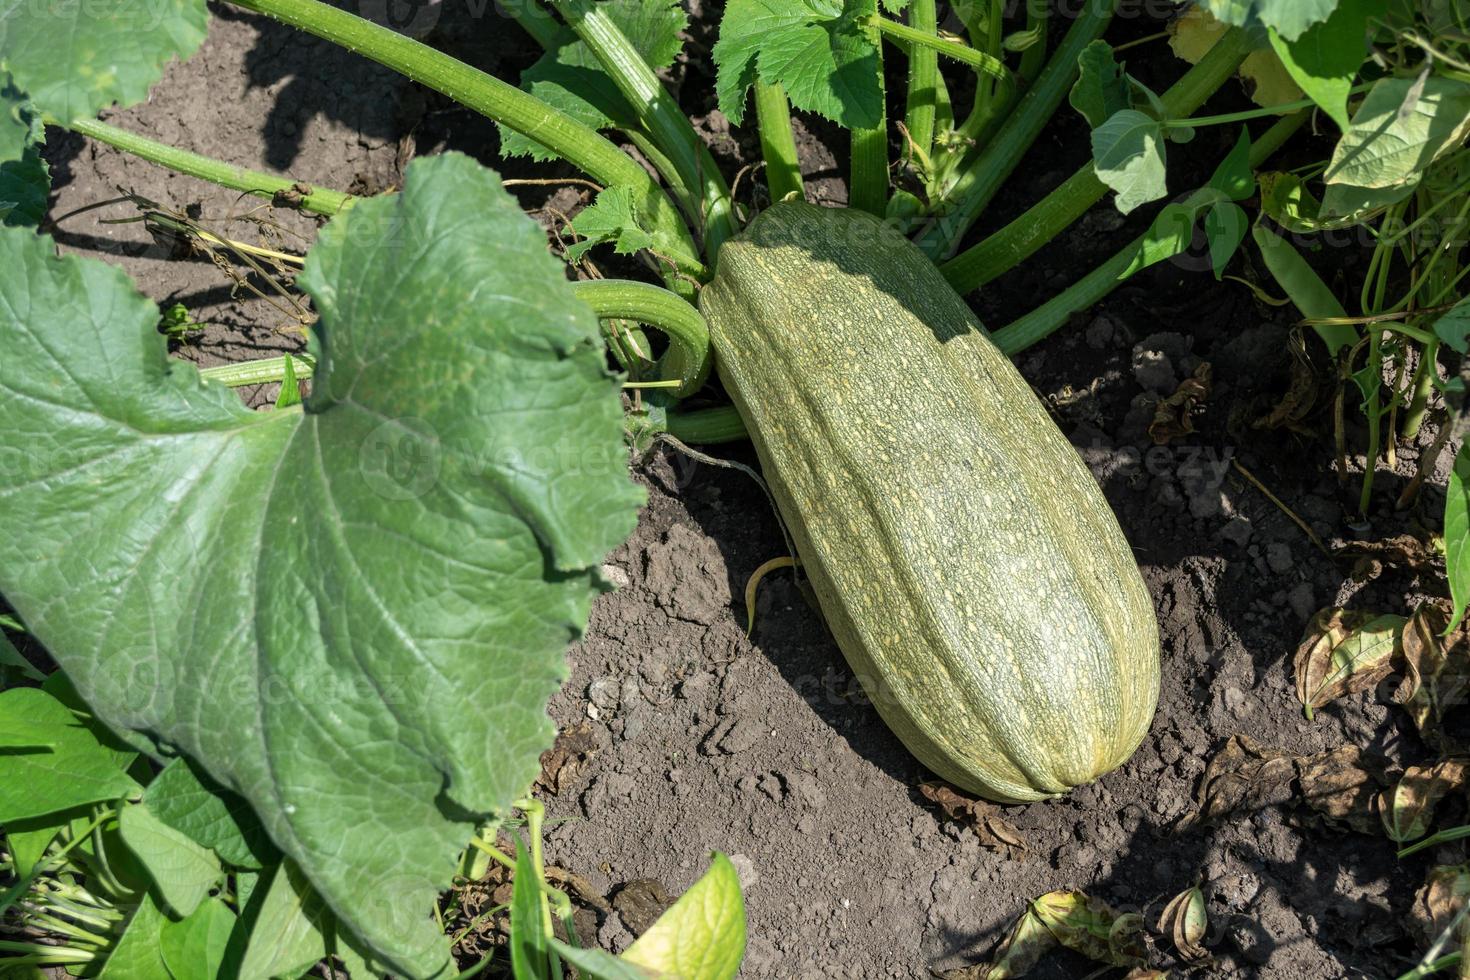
[901,0,940,154]
[937,25,1255,288]
[551,0,738,258]
[848,0,889,216]
[754,82,805,202]
[991,110,1311,356]
[913,0,1114,259]
[225,0,700,275]
[61,118,353,217]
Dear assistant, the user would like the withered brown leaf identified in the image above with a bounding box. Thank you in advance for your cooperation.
[1298,743,1391,834]
[1148,362,1213,445]
[1193,735,1389,831]
[1395,604,1470,751]
[1192,735,1299,824]
[919,781,1029,856]
[1293,608,1405,717]
[1381,758,1470,844]
[1413,864,1470,947]
[536,721,602,795]
[1157,884,1208,961]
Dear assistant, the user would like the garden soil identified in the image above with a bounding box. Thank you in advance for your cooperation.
[39,4,1462,978]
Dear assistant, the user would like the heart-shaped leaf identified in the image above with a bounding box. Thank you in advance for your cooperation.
[0,153,643,977]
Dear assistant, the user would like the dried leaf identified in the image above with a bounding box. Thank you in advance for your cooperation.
[1030,891,1146,968]
[980,908,1056,980]
[1194,735,1389,831]
[1396,604,1470,750]
[919,782,1029,856]
[1293,608,1405,717]
[1382,759,1470,844]
[1335,534,1444,576]
[1157,885,1208,961]
[536,721,601,796]
[1122,971,1169,980]
[1252,345,1323,431]
[1299,743,1392,834]
[1148,363,1213,445]
[1413,865,1470,947]
[1193,734,1299,824]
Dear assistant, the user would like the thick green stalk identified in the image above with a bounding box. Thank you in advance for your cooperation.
[903,0,940,153]
[848,0,888,216]
[664,405,747,443]
[226,0,698,271]
[939,25,1255,289]
[875,18,1014,87]
[754,82,804,202]
[568,280,711,395]
[553,0,736,257]
[989,112,1309,356]
[63,118,352,216]
[914,0,1114,259]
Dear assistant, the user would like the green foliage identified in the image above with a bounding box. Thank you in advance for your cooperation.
[117,803,224,918]
[1450,447,1470,631]
[1435,296,1470,353]
[567,185,657,261]
[97,894,172,979]
[1194,0,1341,40]
[159,897,237,980]
[0,82,48,227]
[1266,0,1381,131]
[0,689,140,822]
[0,153,643,977]
[501,0,687,160]
[0,0,209,122]
[235,862,331,980]
[1068,41,1130,129]
[143,758,274,870]
[1090,109,1168,214]
[1326,76,1470,190]
[713,0,882,128]
[622,852,746,979]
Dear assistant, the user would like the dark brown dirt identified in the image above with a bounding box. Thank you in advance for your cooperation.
[37,4,1464,979]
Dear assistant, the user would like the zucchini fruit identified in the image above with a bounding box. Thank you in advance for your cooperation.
[700,202,1159,802]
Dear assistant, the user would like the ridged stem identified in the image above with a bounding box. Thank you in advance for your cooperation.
[754,82,804,202]
[848,0,888,216]
[902,0,939,153]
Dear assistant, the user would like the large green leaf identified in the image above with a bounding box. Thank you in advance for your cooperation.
[1326,76,1470,189]
[0,78,47,228]
[714,0,881,128]
[1448,444,1470,632]
[118,802,225,918]
[160,896,237,980]
[0,153,643,977]
[0,0,208,124]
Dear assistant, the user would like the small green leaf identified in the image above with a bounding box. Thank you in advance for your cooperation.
[1251,224,1353,352]
[236,862,331,980]
[1069,41,1130,129]
[1195,0,1340,40]
[1208,129,1256,202]
[118,802,224,918]
[0,688,139,822]
[4,812,77,878]
[566,186,657,262]
[276,352,302,409]
[1434,297,1470,354]
[1091,109,1168,214]
[622,853,746,980]
[160,896,237,980]
[143,757,275,869]
[1448,444,1470,632]
[714,0,881,128]
[1205,201,1249,279]
[551,940,652,979]
[98,893,171,979]
[0,0,210,123]
[500,0,687,160]
[511,840,551,980]
[1326,76,1470,189]
[1267,0,1380,131]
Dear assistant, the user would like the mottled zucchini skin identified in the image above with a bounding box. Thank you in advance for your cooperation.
[700,202,1159,802]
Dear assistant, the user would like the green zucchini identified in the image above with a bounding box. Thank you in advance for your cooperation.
[700,202,1159,802]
